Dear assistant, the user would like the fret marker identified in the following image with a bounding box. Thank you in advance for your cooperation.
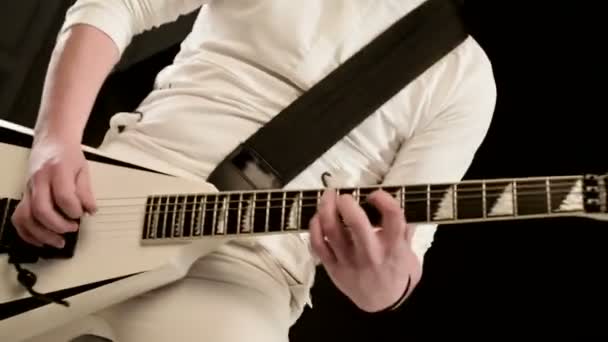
[488,183,514,216]
[434,186,454,221]
[241,195,255,233]
[286,193,302,230]
[558,179,584,212]
[215,196,229,234]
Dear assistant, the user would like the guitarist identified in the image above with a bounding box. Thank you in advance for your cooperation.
[11,0,496,341]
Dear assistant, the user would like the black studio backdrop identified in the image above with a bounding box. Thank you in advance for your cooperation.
[290,2,607,340]
[2,1,606,340]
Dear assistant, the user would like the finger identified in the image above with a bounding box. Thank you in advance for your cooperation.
[23,216,65,249]
[318,189,351,262]
[11,202,43,247]
[12,197,64,248]
[75,165,97,214]
[309,214,337,265]
[30,171,79,233]
[335,193,376,252]
[366,190,406,245]
[50,163,83,219]
[17,226,43,247]
[405,223,415,243]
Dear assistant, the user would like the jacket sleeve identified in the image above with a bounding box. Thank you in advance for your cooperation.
[382,38,497,263]
[59,0,206,56]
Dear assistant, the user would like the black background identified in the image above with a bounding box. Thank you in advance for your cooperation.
[1,1,606,339]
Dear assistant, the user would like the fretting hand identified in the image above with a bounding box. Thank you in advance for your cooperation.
[309,189,421,312]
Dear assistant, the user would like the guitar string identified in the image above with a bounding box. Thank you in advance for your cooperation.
[0,186,584,220]
[84,189,584,230]
[88,185,582,216]
[92,178,583,202]
[85,200,587,233]
[62,185,588,233]
[88,181,582,209]
[0,181,590,229]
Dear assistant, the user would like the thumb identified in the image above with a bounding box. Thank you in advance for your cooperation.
[75,164,97,214]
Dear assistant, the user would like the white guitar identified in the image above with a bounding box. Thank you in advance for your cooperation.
[0,118,606,341]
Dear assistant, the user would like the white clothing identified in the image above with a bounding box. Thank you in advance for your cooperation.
[56,0,497,340]
[27,233,310,342]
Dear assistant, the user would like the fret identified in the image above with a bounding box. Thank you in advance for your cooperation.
[358,187,381,226]
[150,196,160,239]
[550,177,579,213]
[456,181,484,219]
[201,194,216,236]
[400,186,405,210]
[211,194,219,235]
[167,196,178,238]
[265,192,270,232]
[225,193,239,235]
[299,190,319,231]
[247,192,256,233]
[353,188,361,204]
[182,195,194,238]
[266,191,285,233]
[426,184,431,222]
[216,194,229,235]
[142,197,152,239]
[482,181,487,218]
[485,180,514,217]
[428,184,451,222]
[158,196,169,238]
[515,179,549,216]
[281,192,286,230]
[546,178,552,214]
[357,186,376,199]
[402,185,428,222]
[192,195,204,237]
[284,191,303,231]
[297,191,303,230]
[381,186,403,207]
[452,184,458,220]
[238,192,252,233]
[387,187,402,206]
[236,193,243,235]
[512,180,518,216]
[252,192,269,233]
[172,195,186,238]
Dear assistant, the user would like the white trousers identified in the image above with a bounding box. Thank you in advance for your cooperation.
[29,124,317,342]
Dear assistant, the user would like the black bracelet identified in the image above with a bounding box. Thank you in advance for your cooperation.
[377,275,412,313]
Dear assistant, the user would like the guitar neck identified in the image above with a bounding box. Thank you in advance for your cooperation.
[138,174,593,244]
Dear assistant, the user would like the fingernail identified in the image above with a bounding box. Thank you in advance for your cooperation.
[55,239,65,249]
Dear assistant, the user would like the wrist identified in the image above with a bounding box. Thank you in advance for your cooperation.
[34,114,84,146]
[385,274,412,311]
[374,256,422,313]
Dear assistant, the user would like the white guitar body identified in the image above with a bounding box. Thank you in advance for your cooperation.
[0,122,231,341]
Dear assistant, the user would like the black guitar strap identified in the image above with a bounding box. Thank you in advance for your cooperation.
[207,0,469,191]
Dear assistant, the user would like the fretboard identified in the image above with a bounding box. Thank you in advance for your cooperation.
[140,175,588,243]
